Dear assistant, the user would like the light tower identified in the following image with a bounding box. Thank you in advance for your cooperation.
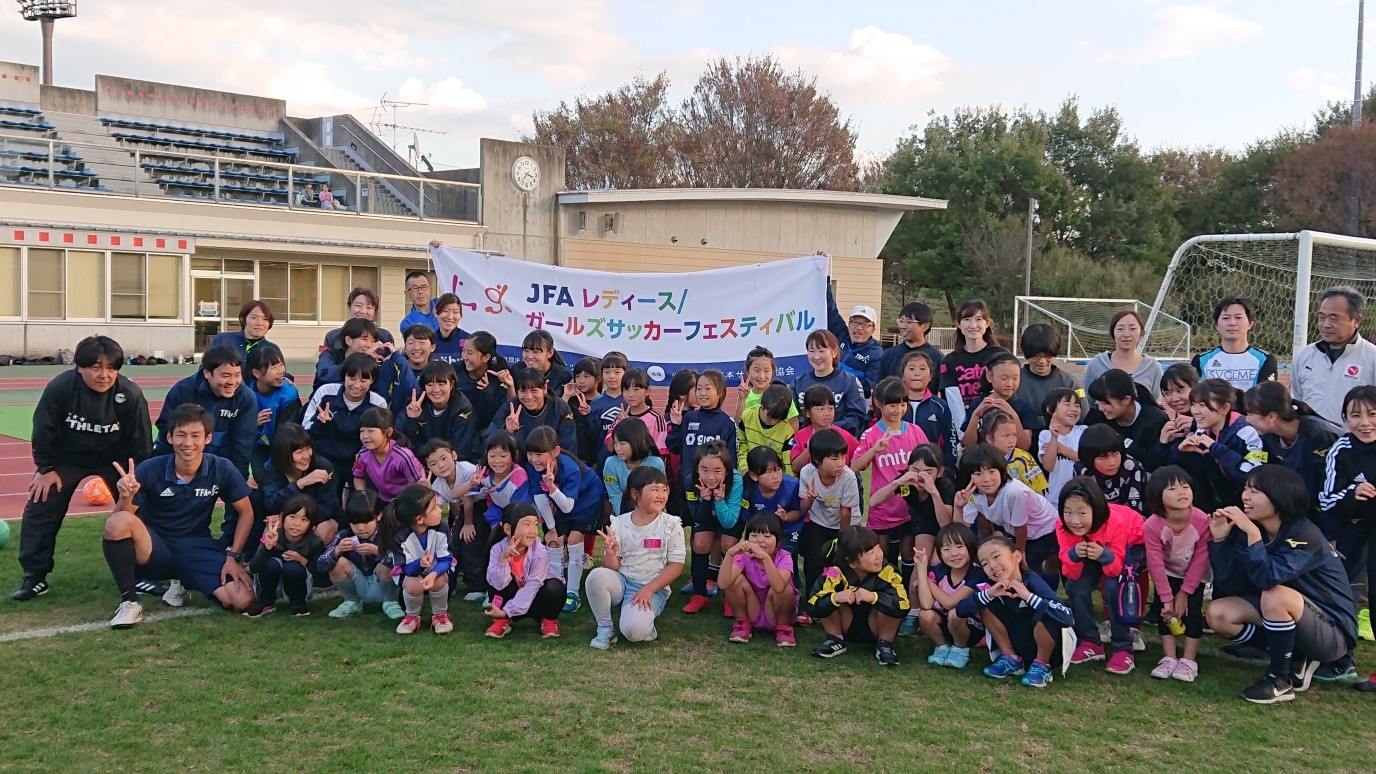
[16,1,78,86]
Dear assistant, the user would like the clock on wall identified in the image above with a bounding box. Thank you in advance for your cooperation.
[512,156,540,191]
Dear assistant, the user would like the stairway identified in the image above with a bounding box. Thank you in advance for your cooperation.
[319,147,419,217]
[40,111,149,195]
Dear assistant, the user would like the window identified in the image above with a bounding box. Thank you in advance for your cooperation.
[321,264,381,322]
[67,251,106,319]
[148,254,181,320]
[0,247,18,316]
[260,261,288,320]
[260,261,322,323]
[27,248,63,319]
[111,252,147,319]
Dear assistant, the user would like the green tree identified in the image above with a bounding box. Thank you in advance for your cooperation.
[1313,84,1376,138]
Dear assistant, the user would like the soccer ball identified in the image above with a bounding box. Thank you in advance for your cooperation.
[0,518,10,550]
[83,477,113,507]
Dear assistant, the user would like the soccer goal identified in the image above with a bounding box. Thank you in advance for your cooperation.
[1144,231,1376,361]
[1013,297,1192,360]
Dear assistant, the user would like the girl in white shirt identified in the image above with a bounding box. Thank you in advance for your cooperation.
[957,443,1060,579]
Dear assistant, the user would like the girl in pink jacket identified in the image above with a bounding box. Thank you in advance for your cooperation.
[1142,465,1210,683]
[1057,477,1145,675]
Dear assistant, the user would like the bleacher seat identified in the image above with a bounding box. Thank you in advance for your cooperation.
[0,118,103,191]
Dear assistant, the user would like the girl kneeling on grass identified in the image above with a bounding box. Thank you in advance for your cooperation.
[381,483,454,635]
[586,466,686,649]
[912,522,985,668]
[1142,466,1209,682]
[484,502,566,640]
[956,534,1073,688]
[720,512,799,647]
[319,490,402,620]
[1057,477,1145,675]
[806,526,910,667]
[245,495,326,618]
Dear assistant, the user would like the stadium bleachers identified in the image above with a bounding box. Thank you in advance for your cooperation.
[0,105,104,190]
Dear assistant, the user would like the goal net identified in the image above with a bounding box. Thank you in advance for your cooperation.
[1014,297,1192,360]
[1145,231,1376,361]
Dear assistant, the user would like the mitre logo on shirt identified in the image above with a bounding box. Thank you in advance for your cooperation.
[1211,359,1222,369]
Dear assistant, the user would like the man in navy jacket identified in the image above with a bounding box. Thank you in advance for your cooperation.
[155,346,257,482]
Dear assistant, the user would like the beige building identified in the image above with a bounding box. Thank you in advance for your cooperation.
[0,60,944,358]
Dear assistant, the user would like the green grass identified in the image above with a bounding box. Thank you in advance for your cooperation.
[2,517,1376,773]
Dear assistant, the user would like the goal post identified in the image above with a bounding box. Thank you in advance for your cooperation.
[1144,231,1376,362]
[1013,297,1192,360]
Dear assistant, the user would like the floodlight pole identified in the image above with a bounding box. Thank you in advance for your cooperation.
[1350,0,1365,235]
[1023,198,1039,296]
[39,16,54,85]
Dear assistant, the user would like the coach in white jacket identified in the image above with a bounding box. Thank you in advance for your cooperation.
[1291,286,1376,428]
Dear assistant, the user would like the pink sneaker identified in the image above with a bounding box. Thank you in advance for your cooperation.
[1105,650,1135,675]
[1070,641,1105,664]
[1171,658,1198,683]
[728,619,752,643]
[1150,656,1178,679]
[775,625,796,648]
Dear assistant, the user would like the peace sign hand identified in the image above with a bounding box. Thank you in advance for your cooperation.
[668,401,684,425]
[504,405,521,432]
[803,478,819,501]
[316,401,334,424]
[111,458,140,500]
[598,528,619,557]
[957,481,978,508]
[406,390,424,419]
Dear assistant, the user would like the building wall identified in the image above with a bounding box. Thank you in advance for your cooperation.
[561,239,882,319]
[479,139,566,264]
[0,61,41,103]
[94,75,285,132]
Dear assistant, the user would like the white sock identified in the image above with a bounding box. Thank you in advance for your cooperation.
[548,543,566,584]
[567,544,586,597]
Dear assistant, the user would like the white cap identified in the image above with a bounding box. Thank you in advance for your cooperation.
[849,305,878,325]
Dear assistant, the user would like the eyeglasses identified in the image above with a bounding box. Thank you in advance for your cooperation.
[849,320,875,327]
[407,284,430,292]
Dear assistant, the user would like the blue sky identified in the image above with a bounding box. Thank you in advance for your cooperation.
[0,1,1368,170]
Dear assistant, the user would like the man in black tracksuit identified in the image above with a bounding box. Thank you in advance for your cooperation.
[13,336,151,601]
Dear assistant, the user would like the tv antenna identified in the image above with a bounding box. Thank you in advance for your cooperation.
[367,93,447,153]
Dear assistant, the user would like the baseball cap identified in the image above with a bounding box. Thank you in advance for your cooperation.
[848,305,878,325]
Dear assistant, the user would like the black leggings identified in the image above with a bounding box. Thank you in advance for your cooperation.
[492,578,567,621]
[801,522,840,600]
[1147,575,1205,639]
[1336,517,1376,620]
[254,557,310,606]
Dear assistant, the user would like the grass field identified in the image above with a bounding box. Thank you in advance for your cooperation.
[2,517,1375,773]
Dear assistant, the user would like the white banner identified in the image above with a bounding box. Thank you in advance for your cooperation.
[429,247,828,384]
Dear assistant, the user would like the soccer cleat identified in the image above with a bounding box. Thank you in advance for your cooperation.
[944,646,971,669]
[381,601,406,620]
[680,579,719,596]
[563,592,582,614]
[1070,641,1105,665]
[898,617,919,637]
[462,591,487,603]
[928,643,952,666]
[329,600,364,619]
[1131,628,1146,652]
[1020,660,1053,688]
[728,619,752,643]
[1151,657,1179,680]
[1354,673,1376,693]
[775,626,796,648]
[1098,619,1112,644]
[395,614,422,635]
[1359,608,1374,642]
[162,580,186,608]
[242,603,274,618]
[540,618,561,638]
[1222,643,1268,661]
[1316,654,1360,683]
[1105,650,1135,675]
[1171,658,1199,683]
[875,640,899,667]
[682,594,711,614]
[109,600,143,629]
[793,611,813,627]
[133,579,169,597]
[431,612,453,634]
[811,636,847,659]
[1290,655,1320,693]
[590,627,618,650]
[291,603,311,618]
[11,575,49,601]
[485,619,513,639]
[984,654,1024,679]
[1240,673,1294,704]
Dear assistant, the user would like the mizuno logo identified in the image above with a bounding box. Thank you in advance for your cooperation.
[1284,539,1308,548]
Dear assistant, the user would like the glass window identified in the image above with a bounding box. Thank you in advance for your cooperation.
[27,248,64,319]
[111,252,146,319]
[289,263,319,322]
[0,247,18,316]
[191,257,220,272]
[259,261,289,320]
[322,265,349,321]
[67,251,106,319]
[353,266,379,300]
[223,258,255,274]
[148,254,182,319]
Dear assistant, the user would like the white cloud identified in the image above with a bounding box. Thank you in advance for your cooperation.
[1124,5,1265,63]
[1287,66,1348,102]
[775,26,952,107]
[396,76,488,115]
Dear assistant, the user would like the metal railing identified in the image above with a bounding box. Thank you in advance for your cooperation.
[0,130,480,223]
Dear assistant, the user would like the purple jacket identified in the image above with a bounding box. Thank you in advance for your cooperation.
[487,538,553,618]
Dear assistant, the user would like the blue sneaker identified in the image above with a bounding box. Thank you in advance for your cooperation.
[983,653,1025,679]
[1020,660,1053,688]
[680,580,719,596]
[928,643,952,665]
[563,592,582,614]
[899,617,919,637]
[589,627,617,650]
[945,646,971,669]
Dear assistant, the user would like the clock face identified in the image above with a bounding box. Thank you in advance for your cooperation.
[512,156,540,191]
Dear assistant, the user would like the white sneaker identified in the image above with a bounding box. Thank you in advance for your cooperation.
[162,580,186,607]
[110,600,143,629]
[462,592,486,603]
[1131,628,1146,652]
[1098,620,1112,644]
